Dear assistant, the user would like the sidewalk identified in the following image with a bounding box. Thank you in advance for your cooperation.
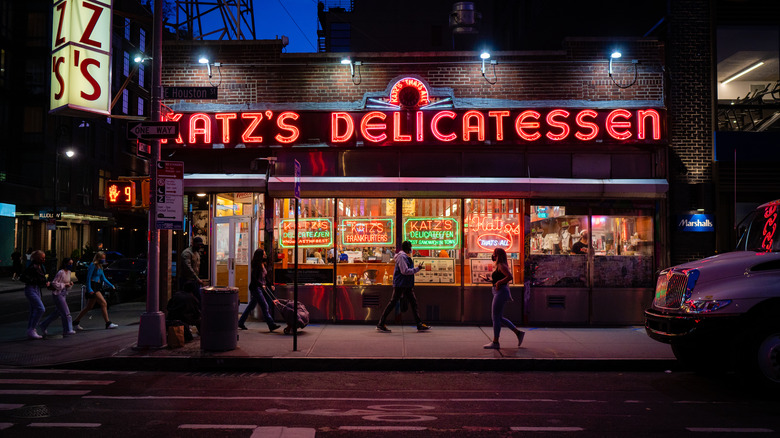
[0,291,678,372]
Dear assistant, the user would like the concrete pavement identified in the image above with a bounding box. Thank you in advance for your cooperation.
[0,276,677,372]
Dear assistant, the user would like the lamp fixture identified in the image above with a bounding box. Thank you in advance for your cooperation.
[198,56,212,78]
[721,61,765,85]
[134,54,151,63]
[480,51,497,85]
[196,193,207,197]
[340,57,362,85]
[607,49,637,89]
[64,149,75,158]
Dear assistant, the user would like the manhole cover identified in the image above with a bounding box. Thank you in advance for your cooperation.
[9,405,52,418]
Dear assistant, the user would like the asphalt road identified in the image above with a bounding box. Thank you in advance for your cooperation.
[0,370,777,437]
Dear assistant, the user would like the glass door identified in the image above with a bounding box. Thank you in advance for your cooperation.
[214,217,252,301]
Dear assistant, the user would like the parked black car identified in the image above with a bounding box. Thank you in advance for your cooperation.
[103,258,147,304]
[74,251,123,283]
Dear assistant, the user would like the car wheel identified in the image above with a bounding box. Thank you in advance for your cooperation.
[750,329,780,387]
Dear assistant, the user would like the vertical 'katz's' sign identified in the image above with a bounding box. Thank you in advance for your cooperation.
[50,0,113,117]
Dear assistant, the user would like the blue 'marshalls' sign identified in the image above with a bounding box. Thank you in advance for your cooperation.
[677,214,715,232]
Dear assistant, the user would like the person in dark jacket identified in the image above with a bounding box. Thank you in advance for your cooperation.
[238,248,281,332]
[11,248,22,280]
[376,240,431,333]
[21,250,49,339]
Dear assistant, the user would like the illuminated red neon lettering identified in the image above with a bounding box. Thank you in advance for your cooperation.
[55,2,67,47]
[275,111,300,144]
[546,109,570,141]
[488,111,509,141]
[215,113,236,144]
[606,109,632,140]
[52,56,66,100]
[574,109,599,141]
[637,109,661,140]
[463,110,485,142]
[189,113,211,144]
[241,112,264,143]
[416,111,424,141]
[431,111,457,142]
[162,113,184,144]
[331,112,354,143]
[388,78,430,106]
[762,205,777,252]
[79,2,104,49]
[79,57,101,101]
[360,111,387,143]
[392,112,411,142]
[515,110,541,141]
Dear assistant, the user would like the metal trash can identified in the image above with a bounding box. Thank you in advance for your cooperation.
[200,286,239,351]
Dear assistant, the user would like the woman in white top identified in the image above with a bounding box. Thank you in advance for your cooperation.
[38,258,76,336]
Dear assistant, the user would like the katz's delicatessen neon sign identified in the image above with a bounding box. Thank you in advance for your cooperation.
[160,107,665,148]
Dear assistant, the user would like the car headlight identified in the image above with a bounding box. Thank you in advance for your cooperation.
[681,299,732,313]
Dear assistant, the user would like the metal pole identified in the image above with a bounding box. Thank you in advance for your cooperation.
[293,198,298,351]
[137,0,165,348]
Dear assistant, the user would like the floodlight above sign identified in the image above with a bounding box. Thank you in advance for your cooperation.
[127,121,179,140]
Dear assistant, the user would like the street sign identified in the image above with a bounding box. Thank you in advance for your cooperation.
[163,86,218,100]
[127,121,179,140]
[154,161,184,230]
[40,211,62,220]
[294,159,301,200]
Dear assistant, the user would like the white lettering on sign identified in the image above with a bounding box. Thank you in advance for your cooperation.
[50,0,113,117]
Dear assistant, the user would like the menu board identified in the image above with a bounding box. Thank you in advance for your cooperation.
[279,218,333,248]
[403,217,459,249]
[340,218,394,246]
[471,258,513,284]
[414,257,455,284]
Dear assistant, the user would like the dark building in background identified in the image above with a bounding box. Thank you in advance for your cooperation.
[0,0,151,270]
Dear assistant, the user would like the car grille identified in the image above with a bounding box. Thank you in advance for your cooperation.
[652,271,689,309]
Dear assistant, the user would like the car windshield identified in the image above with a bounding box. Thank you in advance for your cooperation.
[741,202,779,252]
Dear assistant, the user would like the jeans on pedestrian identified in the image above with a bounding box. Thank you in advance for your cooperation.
[378,287,422,326]
[39,293,73,334]
[491,284,517,340]
[238,285,275,328]
[25,285,45,331]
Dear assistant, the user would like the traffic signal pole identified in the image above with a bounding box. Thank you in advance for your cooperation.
[137,0,165,348]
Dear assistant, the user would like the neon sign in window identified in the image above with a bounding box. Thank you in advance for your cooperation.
[280,218,333,248]
[340,218,394,246]
[466,214,521,253]
[403,217,459,249]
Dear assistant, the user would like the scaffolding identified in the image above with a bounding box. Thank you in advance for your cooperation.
[172,0,256,40]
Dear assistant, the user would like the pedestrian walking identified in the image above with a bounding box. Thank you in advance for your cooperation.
[38,258,76,337]
[11,248,22,280]
[482,248,524,349]
[72,251,118,330]
[180,236,204,302]
[376,240,431,333]
[24,247,33,267]
[20,250,49,339]
[238,248,281,332]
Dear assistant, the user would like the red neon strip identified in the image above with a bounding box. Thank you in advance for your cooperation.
[515,110,541,141]
[637,109,661,140]
[161,113,183,144]
[275,112,300,144]
[574,109,599,141]
[392,112,412,142]
[606,109,632,140]
[215,113,236,144]
[189,113,211,144]
[360,111,387,143]
[416,111,424,142]
[546,109,570,141]
[331,112,354,143]
[431,111,457,142]
[241,113,264,143]
[488,111,509,141]
[462,110,485,142]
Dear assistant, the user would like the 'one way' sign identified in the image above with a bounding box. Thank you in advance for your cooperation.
[127,122,179,140]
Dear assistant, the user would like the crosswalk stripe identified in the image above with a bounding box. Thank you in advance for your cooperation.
[0,390,90,396]
[0,379,114,386]
[0,369,135,375]
[511,427,584,432]
[251,427,315,438]
[28,423,101,428]
[340,426,428,431]
[179,425,257,429]
[687,428,773,433]
[0,423,13,430]
[0,404,24,410]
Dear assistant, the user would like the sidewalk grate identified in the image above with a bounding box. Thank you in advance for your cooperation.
[9,405,53,419]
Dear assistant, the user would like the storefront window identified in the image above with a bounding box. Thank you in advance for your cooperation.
[273,198,335,285]
[402,198,461,285]
[335,198,396,285]
[528,204,589,288]
[464,199,523,286]
[591,213,654,288]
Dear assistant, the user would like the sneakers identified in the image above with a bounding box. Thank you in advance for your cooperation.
[416,323,432,331]
[483,342,500,349]
[65,330,77,335]
[516,330,525,347]
[238,324,248,330]
[268,323,281,332]
[106,322,118,329]
[27,329,42,340]
[376,324,392,333]
[74,324,84,331]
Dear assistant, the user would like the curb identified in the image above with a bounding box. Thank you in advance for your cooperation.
[49,356,681,373]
